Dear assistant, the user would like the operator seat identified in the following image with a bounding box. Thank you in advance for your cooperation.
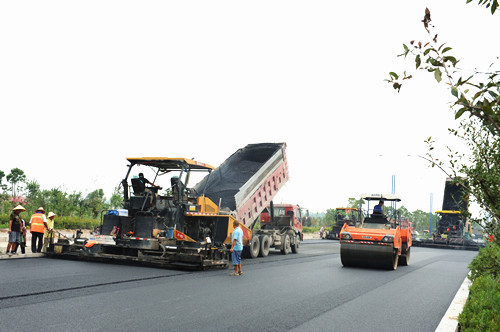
[131,178,146,195]
[171,177,186,203]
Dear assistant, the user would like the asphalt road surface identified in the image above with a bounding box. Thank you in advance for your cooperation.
[0,240,476,332]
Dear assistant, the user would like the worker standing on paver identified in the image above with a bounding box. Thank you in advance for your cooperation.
[6,205,26,256]
[42,212,55,252]
[30,207,48,253]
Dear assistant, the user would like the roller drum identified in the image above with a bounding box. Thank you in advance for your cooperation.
[340,243,398,270]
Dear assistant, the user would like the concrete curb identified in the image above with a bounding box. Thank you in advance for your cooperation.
[435,274,471,332]
[0,253,45,260]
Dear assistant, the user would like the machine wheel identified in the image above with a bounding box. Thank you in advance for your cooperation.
[389,249,399,270]
[398,246,411,266]
[281,234,291,255]
[259,235,270,257]
[249,236,260,258]
[291,234,300,253]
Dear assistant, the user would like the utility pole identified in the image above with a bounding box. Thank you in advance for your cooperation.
[391,175,395,219]
[429,193,433,234]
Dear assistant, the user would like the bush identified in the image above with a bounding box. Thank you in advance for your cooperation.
[0,214,100,230]
[54,216,101,229]
[303,226,322,233]
[468,243,500,282]
[458,243,500,331]
[458,274,500,332]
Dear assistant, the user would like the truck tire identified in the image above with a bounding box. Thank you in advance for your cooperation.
[249,235,260,258]
[281,234,291,255]
[291,234,300,253]
[259,235,270,257]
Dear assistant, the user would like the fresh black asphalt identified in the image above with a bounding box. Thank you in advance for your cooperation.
[0,240,476,332]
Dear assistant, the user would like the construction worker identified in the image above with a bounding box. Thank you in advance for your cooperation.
[373,200,384,214]
[6,205,26,255]
[42,212,56,252]
[229,220,243,276]
[30,207,49,253]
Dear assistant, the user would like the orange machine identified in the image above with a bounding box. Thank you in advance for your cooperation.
[339,194,412,270]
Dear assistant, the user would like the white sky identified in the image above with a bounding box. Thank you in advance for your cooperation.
[1,1,499,214]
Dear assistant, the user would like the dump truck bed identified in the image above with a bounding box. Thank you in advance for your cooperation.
[194,143,288,227]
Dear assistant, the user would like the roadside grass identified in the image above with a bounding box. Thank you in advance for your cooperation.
[459,243,500,331]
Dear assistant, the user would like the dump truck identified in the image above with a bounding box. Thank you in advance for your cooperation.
[47,142,296,269]
[256,203,305,256]
[325,208,361,240]
[194,143,303,258]
[339,194,412,270]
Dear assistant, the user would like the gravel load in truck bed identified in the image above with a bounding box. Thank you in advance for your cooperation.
[194,143,284,211]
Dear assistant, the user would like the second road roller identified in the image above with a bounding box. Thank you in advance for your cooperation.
[339,194,412,270]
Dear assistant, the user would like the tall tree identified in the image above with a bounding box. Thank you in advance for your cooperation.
[0,170,6,191]
[6,168,26,197]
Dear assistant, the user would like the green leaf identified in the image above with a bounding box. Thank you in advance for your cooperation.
[444,56,458,66]
[488,90,499,98]
[455,108,467,119]
[451,87,459,97]
[389,72,399,80]
[424,48,432,56]
[492,0,498,14]
[434,68,442,83]
[415,54,421,69]
[442,47,452,53]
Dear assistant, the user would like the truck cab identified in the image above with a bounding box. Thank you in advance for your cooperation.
[260,204,304,235]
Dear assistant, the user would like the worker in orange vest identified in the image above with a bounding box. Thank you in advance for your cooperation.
[30,207,49,253]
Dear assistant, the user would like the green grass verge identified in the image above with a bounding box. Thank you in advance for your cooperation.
[0,214,100,230]
[458,243,500,331]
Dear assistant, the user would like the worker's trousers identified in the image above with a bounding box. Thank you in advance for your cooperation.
[31,232,44,253]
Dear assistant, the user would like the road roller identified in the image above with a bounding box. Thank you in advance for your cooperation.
[339,194,412,270]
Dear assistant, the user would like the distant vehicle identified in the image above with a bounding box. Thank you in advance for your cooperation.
[325,208,361,240]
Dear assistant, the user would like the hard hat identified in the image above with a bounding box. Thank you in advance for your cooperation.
[47,212,56,218]
[13,205,26,212]
[36,207,45,213]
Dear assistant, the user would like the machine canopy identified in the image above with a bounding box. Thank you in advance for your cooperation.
[360,193,401,202]
[126,157,215,171]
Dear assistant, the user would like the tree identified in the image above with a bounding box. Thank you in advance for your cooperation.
[347,198,365,209]
[0,170,6,192]
[6,168,26,197]
[84,189,108,218]
[110,187,124,209]
[386,7,499,244]
[323,208,338,227]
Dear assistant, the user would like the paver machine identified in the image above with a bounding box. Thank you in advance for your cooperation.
[424,178,480,250]
[339,194,412,270]
[47,157,250,269]
[325,208,361,240]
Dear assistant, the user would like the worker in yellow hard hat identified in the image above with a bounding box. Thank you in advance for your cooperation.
[42,212,56,252]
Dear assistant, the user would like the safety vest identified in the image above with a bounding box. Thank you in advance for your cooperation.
[31,214,45,233]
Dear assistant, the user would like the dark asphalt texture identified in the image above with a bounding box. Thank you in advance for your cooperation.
[0,240,476,332]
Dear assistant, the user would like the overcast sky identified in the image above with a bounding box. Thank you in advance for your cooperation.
[1,1,499,214]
